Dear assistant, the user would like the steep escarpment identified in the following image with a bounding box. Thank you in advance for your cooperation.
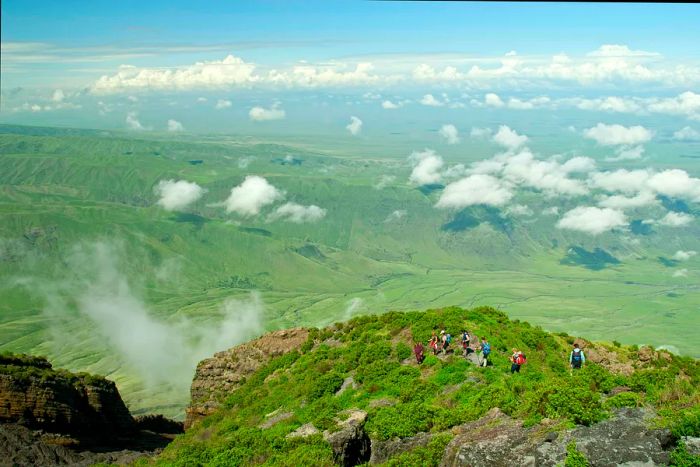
[160,306,700,466]
[185,327,309,429]
[0,353,183,466]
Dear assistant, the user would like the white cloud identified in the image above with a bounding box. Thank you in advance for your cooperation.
[409,149,444,186]
[556,206,628,235]
[268,202,326,223]
[672,250,697,261]
[51,89,65,102]
[499,150,589,196]
[561,156,596,173]
[606,145,645,161]
[647,91,700,119]
[542,206,559,216]
[249,103,285,121]
[597,191,658,210]
[588,169,652,194]
[223,175,284,216]
[384,210,407,222]
[92,55,258,93]
[154,179,205,211]
[647,169,700,201]
[420,94,444,107]
[586,44,660,58]
[196,97,208,102]
[215,99,232,109]
[673,126,700,141]
[126,111,145,130]
[381,100,401,109]
[346,116,363,135]
[492,125,528,150]
[484,93,505,107]
[439,124,460,145]
[583,123,653,146]
[167,119,184,132]
[673,268,688,278]
[506,204,533,216]
[658,211,694,227]
[436,174,513,209]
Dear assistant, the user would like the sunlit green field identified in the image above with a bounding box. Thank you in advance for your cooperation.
[0,124,698,418]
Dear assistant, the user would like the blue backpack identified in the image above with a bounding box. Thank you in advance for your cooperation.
[482,342,491,356]
[571,349,583,363]
[446,334,452,344]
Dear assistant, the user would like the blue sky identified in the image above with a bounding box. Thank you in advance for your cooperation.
[1,1,699,136]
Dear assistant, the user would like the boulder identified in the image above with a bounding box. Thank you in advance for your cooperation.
[370,432,433,464]
[286,423,319,439]
[324,410,370,467]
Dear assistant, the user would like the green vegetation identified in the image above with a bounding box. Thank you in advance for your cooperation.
[0,351,113,390]
[1,124,698,417]
[154,306,700,466]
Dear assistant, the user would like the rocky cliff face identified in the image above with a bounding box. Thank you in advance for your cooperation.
[0,353,182,466]
[0,354,134,437]
[185,327,308,429]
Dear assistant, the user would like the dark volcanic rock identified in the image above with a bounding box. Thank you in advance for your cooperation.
[324,410,371,467]
[370,431,434,464]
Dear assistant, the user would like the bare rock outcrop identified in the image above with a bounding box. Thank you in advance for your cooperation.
[185,327,309,429]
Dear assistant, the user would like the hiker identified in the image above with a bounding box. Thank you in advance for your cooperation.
[414,341,425,364]
[429,332,439,355]
[569,343,585,370]
[461,330,471,356]
[442,330,452,354]
[480,337,491,367]
[510,348,526,373]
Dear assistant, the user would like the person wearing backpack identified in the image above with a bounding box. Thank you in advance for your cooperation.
[429,332,439,355]
[444,332,452,354]
[510,348,526,373]
[439,330,448,354]
[569,343,585,370]
[480,337,491,367]
[461,330,471,356]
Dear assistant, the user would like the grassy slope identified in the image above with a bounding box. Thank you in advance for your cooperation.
[0,124,698,416]
[152,306,700,466]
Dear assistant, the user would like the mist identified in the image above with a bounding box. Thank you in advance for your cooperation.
[27,241,264,394]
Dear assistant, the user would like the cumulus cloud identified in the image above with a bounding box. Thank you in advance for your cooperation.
[542,206,559,216]
[215,99,232,109]
[673,126,700,141]
[92,55,258,93]
[439,124,460,145]
[606,145,645,161]
[588,169,652,194]
[249,103,286,121]
[597,191,658,210]
[672,250,697,261]
[381,100,401,109]
[583,123,653,146]
[506,204,533,216]
[167,119,184,132]
[51,89,65,102]
[154,179,205,211]
[409,149,444,186]
[268,202,326,223]
[126,111,145,130]
[499,150,589,196]
[223,175,284,216]
[436,174,513,209]
[484,93,505,107]
[557,206,628,235]
[673,269,688,278]
[658,211,694,227]
[492,125,528,149]
[346,116,363,135]
[420,94,445,107]
[646,169,700,201]
[384,210,407,222]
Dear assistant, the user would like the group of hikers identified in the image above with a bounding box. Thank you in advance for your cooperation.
[412,329,587,373]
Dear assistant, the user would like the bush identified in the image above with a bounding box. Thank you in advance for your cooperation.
[565,441,590,467]
[394,342,413,361]
[605,392,640,409]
